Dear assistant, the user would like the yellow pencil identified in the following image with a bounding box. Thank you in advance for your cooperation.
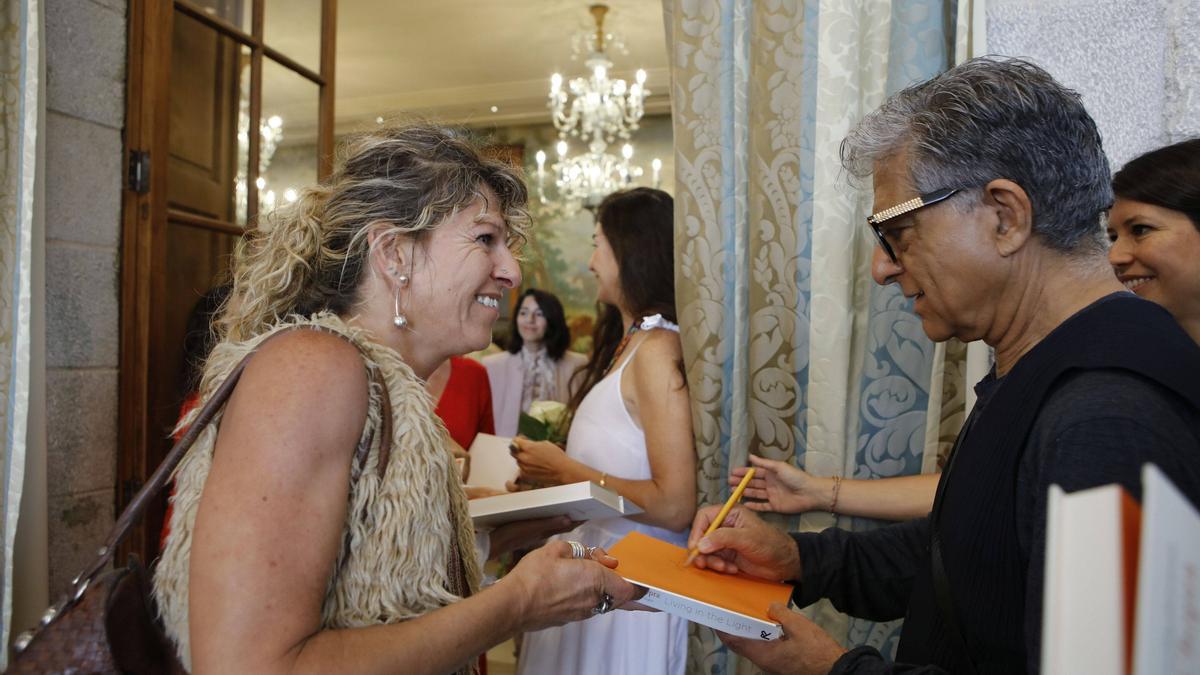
[683,468,755,567]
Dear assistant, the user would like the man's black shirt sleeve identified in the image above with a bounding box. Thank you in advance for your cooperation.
[790,517,929,622]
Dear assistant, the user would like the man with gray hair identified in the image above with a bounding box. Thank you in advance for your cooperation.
[686,57,1200,673]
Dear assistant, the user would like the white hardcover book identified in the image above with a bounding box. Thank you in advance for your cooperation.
[1133,464,1200,675]
[632,583,784,641]
[468,481,642,527]
[465,433,519,491]
[1040,483,1129,675]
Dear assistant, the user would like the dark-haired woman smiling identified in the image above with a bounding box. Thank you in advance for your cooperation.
[483,288,586,437]
[512,188,697,675]
[1108,138,1200,344]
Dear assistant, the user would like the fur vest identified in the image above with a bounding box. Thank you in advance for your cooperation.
[153,313,481,671]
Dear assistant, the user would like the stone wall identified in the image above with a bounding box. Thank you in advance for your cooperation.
[42,0,126,596]
[987,0,1199,168]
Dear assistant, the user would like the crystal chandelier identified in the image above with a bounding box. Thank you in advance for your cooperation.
[233,58,299,222]
[535,4,658,211]
[234,108,285,222]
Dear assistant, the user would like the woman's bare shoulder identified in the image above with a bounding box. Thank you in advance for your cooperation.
[249,328,368,384]
[225,329,371,453]
[625,329,685,392]
[633,327,683,360]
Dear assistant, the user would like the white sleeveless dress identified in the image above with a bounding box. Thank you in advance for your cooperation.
[517,316,689,675]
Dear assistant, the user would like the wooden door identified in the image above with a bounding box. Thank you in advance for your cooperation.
[119,0,337,563]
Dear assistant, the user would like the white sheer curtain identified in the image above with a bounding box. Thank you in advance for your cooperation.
[1,0,41,662]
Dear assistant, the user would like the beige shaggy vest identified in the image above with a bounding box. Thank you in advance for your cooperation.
[153,314,481,671]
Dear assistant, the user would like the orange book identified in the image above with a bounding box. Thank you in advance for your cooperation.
[609,531,794,640]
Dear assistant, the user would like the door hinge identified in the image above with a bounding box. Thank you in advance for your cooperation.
[127,150,150,194]
[121,477,144,506]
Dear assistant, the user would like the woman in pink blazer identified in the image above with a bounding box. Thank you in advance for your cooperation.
[483,288,587,437]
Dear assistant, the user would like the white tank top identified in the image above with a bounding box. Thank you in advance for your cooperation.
[561,315,687,548]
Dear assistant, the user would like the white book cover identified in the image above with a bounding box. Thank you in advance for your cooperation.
[631,582,784,641]
[1040,483,1128,675]
[468,481,642,527]
[465,433,519,491]
[1133,464,1200,675]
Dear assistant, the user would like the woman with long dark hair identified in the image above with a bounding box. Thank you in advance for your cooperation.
[512,188,697,675]
[483,287,587,437]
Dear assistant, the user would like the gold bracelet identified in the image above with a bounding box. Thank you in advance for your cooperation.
[830,475,843,514]
[600,472,608,488]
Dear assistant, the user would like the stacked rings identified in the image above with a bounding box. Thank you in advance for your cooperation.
[567,540,588,559]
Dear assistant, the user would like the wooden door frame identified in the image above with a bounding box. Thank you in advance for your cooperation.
[118,0,337,562]
[118,0,171,562]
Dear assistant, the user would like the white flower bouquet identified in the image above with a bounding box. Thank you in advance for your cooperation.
[518,400,570,445]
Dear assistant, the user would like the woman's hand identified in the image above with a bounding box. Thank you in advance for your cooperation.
[450,440,471,483]
[729,455,833,515]
[487,516,579,559]
[501,540,643,633]
[464,485,506,500]
[511,437,573,485]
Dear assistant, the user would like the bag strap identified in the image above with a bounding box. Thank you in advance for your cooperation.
[67,325,391,603]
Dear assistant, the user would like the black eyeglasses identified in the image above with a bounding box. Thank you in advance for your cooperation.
[866,187,960,263]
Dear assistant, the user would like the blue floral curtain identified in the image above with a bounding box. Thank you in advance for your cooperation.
[665,1,979,671]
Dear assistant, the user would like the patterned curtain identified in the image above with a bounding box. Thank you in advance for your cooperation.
[1,0,40,662]
[665,1,983,672]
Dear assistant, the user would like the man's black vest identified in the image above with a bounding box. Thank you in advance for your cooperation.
[897,294,1200,673]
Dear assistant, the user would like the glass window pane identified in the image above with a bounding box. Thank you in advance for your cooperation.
[264,0,322,74]
[189,0,251,34]
[168,12,251,225]
[258,57,320,216]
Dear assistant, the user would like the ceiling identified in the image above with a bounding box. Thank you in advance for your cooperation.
[263,0,672,141]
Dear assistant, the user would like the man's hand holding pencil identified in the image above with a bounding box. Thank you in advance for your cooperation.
[685,504,803,583]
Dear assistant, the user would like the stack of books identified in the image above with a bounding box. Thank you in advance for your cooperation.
[1042,464,1200,674]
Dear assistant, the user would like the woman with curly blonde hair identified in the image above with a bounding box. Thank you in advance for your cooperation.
[152,123,638,674]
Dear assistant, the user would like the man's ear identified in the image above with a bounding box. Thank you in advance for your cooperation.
[983,178,1034,257]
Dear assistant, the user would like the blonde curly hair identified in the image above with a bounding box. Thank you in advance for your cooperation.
[220,122,530,342]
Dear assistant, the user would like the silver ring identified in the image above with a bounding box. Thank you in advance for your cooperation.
[586,546,598,558]
[567,540,587,559]
[592,592,615,615]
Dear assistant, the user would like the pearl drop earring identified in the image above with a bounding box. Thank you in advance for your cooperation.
[393,275,409,328]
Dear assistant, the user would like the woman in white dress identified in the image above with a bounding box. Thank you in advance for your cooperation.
[511,188,697,675]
